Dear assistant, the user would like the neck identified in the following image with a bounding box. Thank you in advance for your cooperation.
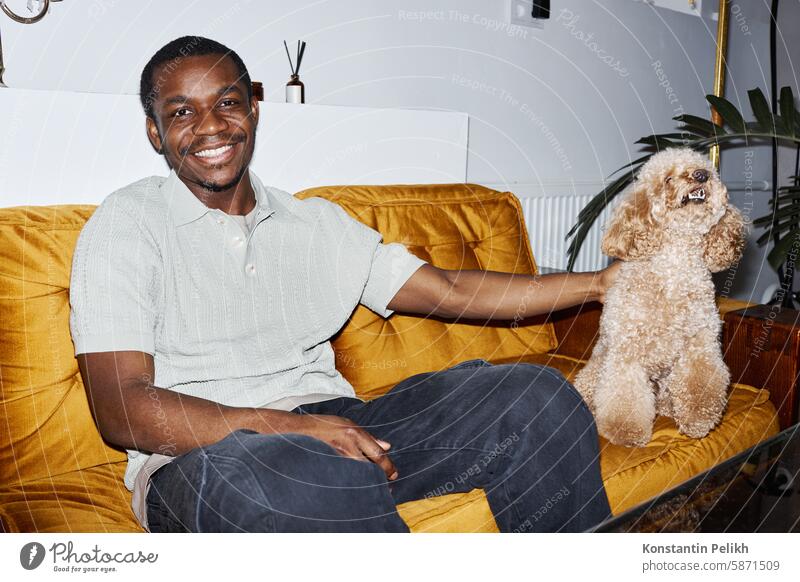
[183,170,256,216]
[657,235,705,262]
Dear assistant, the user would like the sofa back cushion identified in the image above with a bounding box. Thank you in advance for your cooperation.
[296,184,557,399]
[0,205,127,487]
[0,184,556,484]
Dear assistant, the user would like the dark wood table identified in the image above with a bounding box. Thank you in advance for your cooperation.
[724,305,800,430]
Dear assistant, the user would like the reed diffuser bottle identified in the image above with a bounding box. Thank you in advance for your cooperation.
[283,40,306,104]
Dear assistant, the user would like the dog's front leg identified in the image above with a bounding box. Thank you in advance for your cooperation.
[593,356,655,447]
[573,341,607,413]
[663,342,729,439]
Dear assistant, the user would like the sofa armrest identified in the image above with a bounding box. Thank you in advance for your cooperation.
[723,306,800,430]
[548,301,799,430]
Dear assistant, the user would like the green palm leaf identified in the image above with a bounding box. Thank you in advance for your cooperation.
[768,230,800,271]
[753,206,800,227]
[674,114,725,138]
[566,86,800,271]
[748,88,778,133]
[707,95,746,133]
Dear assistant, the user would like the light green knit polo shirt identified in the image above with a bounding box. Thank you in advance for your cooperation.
[68,169,427,497]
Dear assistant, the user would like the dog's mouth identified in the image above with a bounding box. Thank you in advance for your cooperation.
[681,186,706,206]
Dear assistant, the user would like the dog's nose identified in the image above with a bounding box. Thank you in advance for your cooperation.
[692,169,709,183]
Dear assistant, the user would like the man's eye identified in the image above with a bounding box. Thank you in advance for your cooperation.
[219,99,237,107]
[173,107,191,118]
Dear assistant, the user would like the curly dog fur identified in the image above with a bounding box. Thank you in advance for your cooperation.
[574,148,746,447]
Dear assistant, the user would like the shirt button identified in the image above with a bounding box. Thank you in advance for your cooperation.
[246,263,256,275]
[233,236,244,246]
[217,217,225,225]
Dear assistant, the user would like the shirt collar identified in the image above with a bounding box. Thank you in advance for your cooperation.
[161,168,275,227]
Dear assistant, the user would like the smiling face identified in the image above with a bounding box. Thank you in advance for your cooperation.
[145,53,259,195]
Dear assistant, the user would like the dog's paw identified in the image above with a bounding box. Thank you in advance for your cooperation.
[597,410,653,448]
[676,415,720,439]
[672,389,727,439]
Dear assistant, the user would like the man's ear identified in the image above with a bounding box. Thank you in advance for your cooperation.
[145,117,163,154]
[249,95,260,126]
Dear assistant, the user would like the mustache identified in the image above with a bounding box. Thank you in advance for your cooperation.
[179,133,246,157]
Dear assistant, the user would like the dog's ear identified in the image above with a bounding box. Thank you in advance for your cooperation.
[703,204,746,272]
[601,183,664,260]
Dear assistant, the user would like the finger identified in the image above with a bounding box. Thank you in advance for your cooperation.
[376,439,391,450]
[335,442,371,463]
[356,431,398,480]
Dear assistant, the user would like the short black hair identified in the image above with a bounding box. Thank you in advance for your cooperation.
[139,36,252,120]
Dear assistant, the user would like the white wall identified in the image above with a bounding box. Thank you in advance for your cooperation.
[1,0,717,185]
[0,0,788,299]
[0,90,468,206]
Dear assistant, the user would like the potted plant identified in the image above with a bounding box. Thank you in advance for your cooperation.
[567,86,800,306]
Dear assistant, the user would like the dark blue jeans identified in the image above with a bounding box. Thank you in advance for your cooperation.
[146,359,611,532]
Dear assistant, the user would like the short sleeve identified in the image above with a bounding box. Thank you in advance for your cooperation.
[69,196,162,355]
[360,242,427,318]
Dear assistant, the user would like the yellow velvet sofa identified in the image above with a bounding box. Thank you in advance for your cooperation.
[0,182,782,533]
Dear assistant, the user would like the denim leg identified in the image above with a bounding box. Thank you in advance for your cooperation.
[302,359,611,532]
[146,429,409,532]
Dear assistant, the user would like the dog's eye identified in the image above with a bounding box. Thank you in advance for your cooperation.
[665,176,672,184]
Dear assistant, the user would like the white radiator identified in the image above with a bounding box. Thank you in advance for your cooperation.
[482,182,616,272]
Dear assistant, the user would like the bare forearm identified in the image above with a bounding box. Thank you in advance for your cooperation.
[102,379,297,457]
[443,270,603,320]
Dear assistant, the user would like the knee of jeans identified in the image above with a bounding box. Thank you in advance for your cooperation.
[497,364,595,425]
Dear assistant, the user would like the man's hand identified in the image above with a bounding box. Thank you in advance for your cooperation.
[593,260,622,304]
[294,414,398,480]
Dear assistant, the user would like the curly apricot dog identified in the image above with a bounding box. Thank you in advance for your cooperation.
[574,148,746,447]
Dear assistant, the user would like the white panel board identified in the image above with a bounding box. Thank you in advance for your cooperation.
[253,102,468,193]
[0,89,468,207]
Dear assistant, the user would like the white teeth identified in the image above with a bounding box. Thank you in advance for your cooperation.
[689,188,705,200]
[193,144,233,158]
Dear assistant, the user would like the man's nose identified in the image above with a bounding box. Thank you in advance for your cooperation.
[194,109,229,136]
[692,169,709,183]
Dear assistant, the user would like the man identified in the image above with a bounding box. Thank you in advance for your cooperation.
[70,36,618,533]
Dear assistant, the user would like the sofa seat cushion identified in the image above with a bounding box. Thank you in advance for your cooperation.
[508,354,779,514]
[0,462,139,533]
[1,379,777,532]
[397,377,779,524]
[295,184,558,399]
[598,383,778,514]
[398,488,498,532]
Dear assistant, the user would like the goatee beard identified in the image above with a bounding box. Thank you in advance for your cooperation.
[199,164,248,192]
